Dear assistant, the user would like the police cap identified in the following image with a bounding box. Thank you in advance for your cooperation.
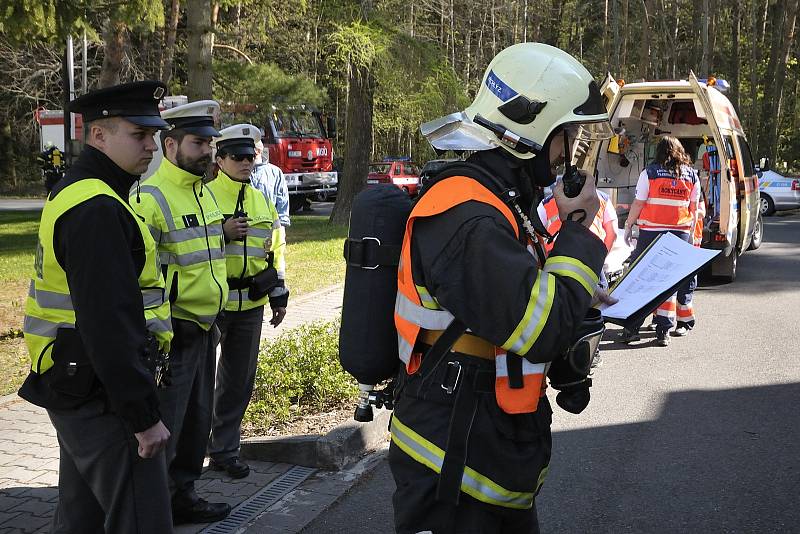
[214,124,261,156]
[68,80,169,129]
[162,100,221,137]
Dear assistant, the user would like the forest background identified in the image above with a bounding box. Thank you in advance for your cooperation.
[1,0,798,222]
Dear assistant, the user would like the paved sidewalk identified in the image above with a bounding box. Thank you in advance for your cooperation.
[260,283,343,342]
[0,283,358,533]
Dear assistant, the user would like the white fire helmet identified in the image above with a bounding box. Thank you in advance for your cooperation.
[421,43,613,160]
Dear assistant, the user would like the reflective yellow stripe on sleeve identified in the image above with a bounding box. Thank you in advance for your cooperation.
[501,273,555,355]
[543,256,598,297]
[390,416,535,509]
[415,284,441,310]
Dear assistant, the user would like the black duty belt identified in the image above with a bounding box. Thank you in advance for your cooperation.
[227,277,252,290]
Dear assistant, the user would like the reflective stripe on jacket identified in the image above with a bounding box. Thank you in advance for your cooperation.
[24,179,173,374]
[395,175,598,415]
[638,163,697,231]
[541,195,607,252]
[130,158,228,330]
[207,172,287,311]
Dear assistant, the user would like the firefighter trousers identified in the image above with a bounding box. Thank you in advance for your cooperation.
[389,352,551,534]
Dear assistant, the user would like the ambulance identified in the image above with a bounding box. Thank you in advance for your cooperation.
[581,72,762,282]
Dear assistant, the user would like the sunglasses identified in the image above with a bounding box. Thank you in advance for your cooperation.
[228,154,255,162]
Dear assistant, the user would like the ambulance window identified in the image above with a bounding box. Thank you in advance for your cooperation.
[393,164,402,175]
[737,137,755,176]
[723,136,736,159]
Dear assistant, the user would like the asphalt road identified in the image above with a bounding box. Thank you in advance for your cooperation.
[304,210,800,534]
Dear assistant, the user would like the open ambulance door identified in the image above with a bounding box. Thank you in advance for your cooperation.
[688,71,736,251]
[599,73,621,111]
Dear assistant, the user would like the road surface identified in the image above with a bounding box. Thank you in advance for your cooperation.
[304,210,800,533]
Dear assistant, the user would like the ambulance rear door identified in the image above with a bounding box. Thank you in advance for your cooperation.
[689,72,736,250]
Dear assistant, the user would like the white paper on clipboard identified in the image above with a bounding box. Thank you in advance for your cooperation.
[599,232,720,320]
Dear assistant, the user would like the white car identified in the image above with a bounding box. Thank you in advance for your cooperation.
[758,170,800,215]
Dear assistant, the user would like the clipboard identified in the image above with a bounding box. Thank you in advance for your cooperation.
[601,233,719,328]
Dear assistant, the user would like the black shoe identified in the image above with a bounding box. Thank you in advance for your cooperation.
[655,330,670,347]
[210,456,251,479]
[619,328,641,344]
[172,493,231,525]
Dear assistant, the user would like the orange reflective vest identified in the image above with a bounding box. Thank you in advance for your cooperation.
[541,195,607,252]
[394,176,547,415]
[637,164,698,231]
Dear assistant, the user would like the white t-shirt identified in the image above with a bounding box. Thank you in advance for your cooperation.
[635,167,700,203]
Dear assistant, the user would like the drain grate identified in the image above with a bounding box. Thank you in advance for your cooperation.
[200,465,316,534]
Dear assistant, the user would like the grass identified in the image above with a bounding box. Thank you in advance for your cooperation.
[0,210,347,395]
[283,215,348,296]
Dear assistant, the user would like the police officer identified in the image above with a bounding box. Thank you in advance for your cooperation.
[19,81,174,533]
[130,100,231,524]
[389,43,613,533]
[207,124,289,478]
[621,135,700,346]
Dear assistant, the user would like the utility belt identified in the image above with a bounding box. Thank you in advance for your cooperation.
[227,266,279,301]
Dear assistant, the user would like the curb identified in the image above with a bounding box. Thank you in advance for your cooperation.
[240,408,391,470]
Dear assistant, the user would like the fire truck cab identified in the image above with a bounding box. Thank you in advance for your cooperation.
[583,72,762,282]
[263,105,338,213]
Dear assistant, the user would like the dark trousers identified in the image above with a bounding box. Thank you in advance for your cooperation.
[158,318,215,496]
[389,354,549,534]
[630,229,696,333]
[209,306,265,461]
[390,443,540,534]
[48,400,173,534]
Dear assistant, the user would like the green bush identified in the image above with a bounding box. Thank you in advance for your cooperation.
[243,317,358,434]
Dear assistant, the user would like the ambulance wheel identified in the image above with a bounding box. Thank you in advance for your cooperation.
[712,248,737,283]
[759,194,775,216]
[748,213,763,251]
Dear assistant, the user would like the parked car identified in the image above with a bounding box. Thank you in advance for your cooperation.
[757,169,800,216]
[419,158,461,188]
[366,159,421,196]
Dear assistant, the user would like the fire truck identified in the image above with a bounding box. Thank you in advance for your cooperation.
[262,105,338,213]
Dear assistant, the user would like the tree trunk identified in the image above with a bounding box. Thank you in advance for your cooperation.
[99,21,126,88]
[161,0,181,85]
[639,1,649,79]
[330,64,375,225]
[730,0,741,111]
[760,0,799,163]
[187,0,214,100]
[700,0,709,76]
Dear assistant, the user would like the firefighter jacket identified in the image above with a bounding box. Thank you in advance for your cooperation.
[19,146,172,432]
[207,171,289,311]
[131,158,228,330]
[539,192,609,252]
[390,151,607,509]
[637,163,698,232]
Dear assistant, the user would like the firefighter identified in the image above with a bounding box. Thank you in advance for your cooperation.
[537,189,618,252]
[130,100,231,524]
[389,43,613,533]
[19,81,174,533]
[622,135,700,346]
[207,124,289,478]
